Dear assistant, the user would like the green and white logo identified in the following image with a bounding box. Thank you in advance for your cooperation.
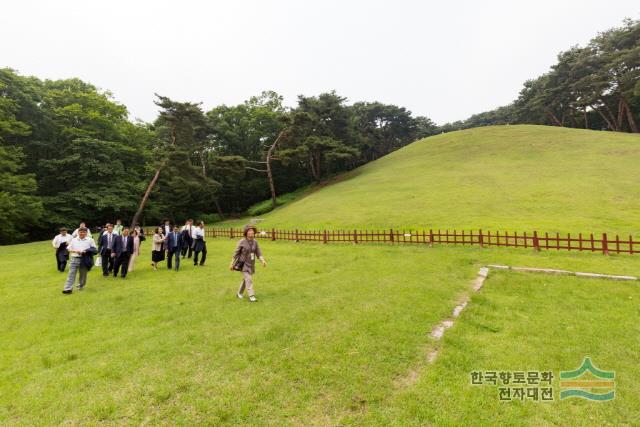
[559,357,615,401]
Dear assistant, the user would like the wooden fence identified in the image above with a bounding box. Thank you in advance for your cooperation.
[146,227,639,255]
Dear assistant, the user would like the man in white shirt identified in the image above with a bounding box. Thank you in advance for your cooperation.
[63,227,97,294]
[72,222,92,239]
[52,227,73,272]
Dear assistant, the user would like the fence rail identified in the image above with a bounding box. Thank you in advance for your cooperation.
[144,227,639,255]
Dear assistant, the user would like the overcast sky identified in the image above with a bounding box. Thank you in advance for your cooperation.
[2,1,638,124]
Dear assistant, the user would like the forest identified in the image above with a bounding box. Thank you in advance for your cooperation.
[0,72,438,243]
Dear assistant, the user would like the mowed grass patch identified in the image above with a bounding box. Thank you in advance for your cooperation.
[1,239,475,425]
[349,271,640,426]
[1,239,638,425]
[220,125,640,235]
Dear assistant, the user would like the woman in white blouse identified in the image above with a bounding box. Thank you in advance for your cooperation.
[192,221,207,266]
[151,227,166,270]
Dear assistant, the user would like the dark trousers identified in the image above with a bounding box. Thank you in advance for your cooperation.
[101,252,115,275]
[113,253,131,277]
[194,244,207,265]
[168,249,181,270]
[56,254,67,272]
[181,244,193,258]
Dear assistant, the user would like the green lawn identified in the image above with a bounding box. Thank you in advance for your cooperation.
[1,238,638,425]
[221,125,640,236]
[352,271,640,426]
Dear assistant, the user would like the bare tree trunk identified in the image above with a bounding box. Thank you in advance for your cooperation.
[603,103,619,131]
[309,154,318,182]
[131,124,177,226]
[131,163,165,226]
[266,131,286,209]
[616,98,625,131]
[201,151,207,176]
[213,198,224,220]
[594,106,617,131]
[621,97,639,133]
[583,107,589,129]
[546,109,563,127]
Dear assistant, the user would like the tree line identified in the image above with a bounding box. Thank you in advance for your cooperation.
[0,71,437,244]
[441,19,640,133]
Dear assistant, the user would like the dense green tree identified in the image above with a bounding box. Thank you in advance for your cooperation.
[0,70,438,242]
[133,95,221,226]
[38,137,147,226]
[441,19,639,134]
[351,102,420,162]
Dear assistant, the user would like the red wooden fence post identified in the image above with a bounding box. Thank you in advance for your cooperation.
[533,231,540,251]
[272,228,276,241]
[478,229,484,247]
[602,233,609,255]
[579,233,583,251]
[429,229,434,247]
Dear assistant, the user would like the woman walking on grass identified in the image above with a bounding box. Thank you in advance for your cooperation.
[193,221,207,266]
[230,224,267,302]
[151,227,165,270]
[128,226,145,272]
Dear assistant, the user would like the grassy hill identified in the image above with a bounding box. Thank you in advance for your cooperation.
[225,125,640,235]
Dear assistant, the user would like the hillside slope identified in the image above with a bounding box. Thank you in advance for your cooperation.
[228,125,640,234]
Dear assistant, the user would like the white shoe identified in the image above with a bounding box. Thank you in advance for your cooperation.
[248,295,257,302]
[236,292,244,299]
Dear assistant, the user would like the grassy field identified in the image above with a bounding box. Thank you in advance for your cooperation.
[350,271,640,426]
[221,125,640,236]
[1,238,638,425]
[3,125,640,425]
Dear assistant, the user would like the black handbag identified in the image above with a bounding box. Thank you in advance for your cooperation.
[232,257,244,271]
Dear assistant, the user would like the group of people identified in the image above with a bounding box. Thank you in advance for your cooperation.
[150,219,207,271]
[52,220,267,302]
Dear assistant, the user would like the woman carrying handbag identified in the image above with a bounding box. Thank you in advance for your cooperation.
[230,224,267,302]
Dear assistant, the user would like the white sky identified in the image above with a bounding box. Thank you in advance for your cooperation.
[2,1,638,124]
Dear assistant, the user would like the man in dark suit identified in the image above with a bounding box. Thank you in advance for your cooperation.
[113,227,134,278]
[98,223,116,276]
[166,225,183,271]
